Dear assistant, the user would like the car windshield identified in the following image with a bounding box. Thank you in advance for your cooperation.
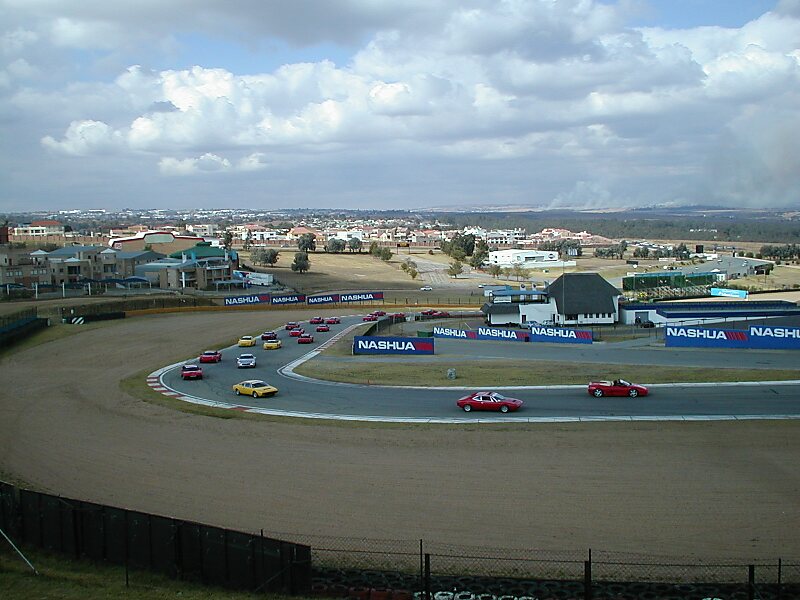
[183,365,198,371]
[490,393,506,400]
[252,381,266,387]
[240,354,254,359]
[619,379,630,386]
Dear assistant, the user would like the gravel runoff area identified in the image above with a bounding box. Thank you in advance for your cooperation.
[1,309,799,560]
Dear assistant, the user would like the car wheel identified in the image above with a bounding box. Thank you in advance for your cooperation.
[235,389,240,395]
[628,389,639,398]
[463,405,472,412]
[593,389,603,397]
[500,405,509,413]
[252,391,258,398]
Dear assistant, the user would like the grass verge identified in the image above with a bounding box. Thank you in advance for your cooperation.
[0,544,305,600]
[0,322,109,360]
[293,358,800,386]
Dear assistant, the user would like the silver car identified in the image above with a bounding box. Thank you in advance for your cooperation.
[236,353,257,368]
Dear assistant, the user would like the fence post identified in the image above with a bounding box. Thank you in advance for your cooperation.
[419,540,424,590]
[424,553,431,600]
[777,558,782,600]
[748,564,755,600]
[584,548,592,600]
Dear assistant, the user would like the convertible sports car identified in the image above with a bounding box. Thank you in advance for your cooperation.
[289,328,305,337]
[180,364,203,380]
[261,331,278,341]
[316,324,330,332]
[588,379,649,398]
[390,312,406,319]
[198,350,222,363]
[263,339,282,350]
[325,317,340,324]
[298,333,314,344]
[362,315,378,322]
[236,353,257,368]
[232,380,278,398]
[285,322,300,330]
[309,316,324,324]
[238,336,256,347]
[456,392,524,413]
[370,310,387,316]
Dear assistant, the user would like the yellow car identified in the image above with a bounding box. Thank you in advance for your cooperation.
[232,380,278,398]
[263,339,282,350]
[238,335,256,347]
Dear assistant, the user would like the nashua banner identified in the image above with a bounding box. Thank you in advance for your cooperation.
[353,336,434,355]
[666,325,800,350]
[224,294,271,306]
[529,326,593,345]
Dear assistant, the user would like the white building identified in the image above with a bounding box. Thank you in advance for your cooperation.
[487,249,576,269]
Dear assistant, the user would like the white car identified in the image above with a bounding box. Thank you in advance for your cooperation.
[236,353,257,368]
[420,286,433,291]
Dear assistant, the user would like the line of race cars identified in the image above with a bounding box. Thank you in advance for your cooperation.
[178,312,651,411]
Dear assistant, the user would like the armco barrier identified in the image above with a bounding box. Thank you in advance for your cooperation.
[0,481,311,594]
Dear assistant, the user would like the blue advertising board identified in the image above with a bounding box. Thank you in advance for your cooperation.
[307,294,340,305]
[353,336,434,355]
[710,287,748,299]
[270,294,306,305]
[340,291,384,303]
[476,326,529,342]
[224,294,270,306]
[529,326,593,345]
[748,325,800,350]
[666,326,749,348]
[432,326,478,340]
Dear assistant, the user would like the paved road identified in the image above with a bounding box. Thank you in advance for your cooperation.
[161,315,800,421]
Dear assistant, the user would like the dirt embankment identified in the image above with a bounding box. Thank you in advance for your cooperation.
[1,310,799,560]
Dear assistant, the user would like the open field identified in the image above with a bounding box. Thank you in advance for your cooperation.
[1,310,800,561]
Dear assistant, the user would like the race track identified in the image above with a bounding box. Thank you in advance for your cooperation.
[2,309,800,560]
[158,314,800,421]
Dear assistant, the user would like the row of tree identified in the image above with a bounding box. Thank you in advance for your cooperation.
[440,232,490,269]
[630,243,690,260]
[760,244,800,260]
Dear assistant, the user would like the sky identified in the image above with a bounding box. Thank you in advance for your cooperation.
[1,0,799,212]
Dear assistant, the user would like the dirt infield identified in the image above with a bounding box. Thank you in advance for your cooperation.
[1,310,799,560]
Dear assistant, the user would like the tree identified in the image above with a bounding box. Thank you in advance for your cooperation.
[469,240,489,269]
[511,264,527,281]
[291,252,310,273]
[488,264,502,278]
[368,241,380,256]
[408,268,418,279]
[450,247,466,261]
[325,238,346,253]
[244,230,253,251]
[447,260,464,278]
[250,248,266,265]
[298,233,317,252]
[633,247,650,259]
[379,247,393,261]
[348,238,363,253]
[263,249,279,266]
[223,230,233,250]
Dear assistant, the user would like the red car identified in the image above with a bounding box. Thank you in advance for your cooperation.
[325,317,340,324]
[198,350,222,363]
[432,311,450,318]
[420,309,436,316]
[456,392,523,413]
[588,379,649,398]
[181,364,203,380]
[390,312,406,319]
[261,331,278,341]
[285,322,300,330]
[289,328,305,337]
[371,310,387,316]
[298,333,314,344]
[316,324,330,332]
[309,316,324,324]
[362,315,378,322]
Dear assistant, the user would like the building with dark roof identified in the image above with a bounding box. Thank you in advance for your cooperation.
[480,273,622,326]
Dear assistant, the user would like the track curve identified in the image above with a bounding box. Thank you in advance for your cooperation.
[1,309,799,560]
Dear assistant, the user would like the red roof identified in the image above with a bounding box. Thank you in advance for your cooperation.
[31,220,62,226]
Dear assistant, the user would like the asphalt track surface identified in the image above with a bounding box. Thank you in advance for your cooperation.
[160,315,800,422]
[3,309,800,559]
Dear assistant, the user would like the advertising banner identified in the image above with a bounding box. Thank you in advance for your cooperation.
[270,294,306,305]
[432,326,478,340]
[665,326,749,348]
[476,327,529,342]
[529,326,593,344]
[353,336,434,355]
[710,287,748,299]
[224,294,270,306]
[307,294,340,305]
[340,291,384,303]
[748,325,800,350]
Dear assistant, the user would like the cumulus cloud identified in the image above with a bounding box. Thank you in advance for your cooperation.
[5,1,800,207]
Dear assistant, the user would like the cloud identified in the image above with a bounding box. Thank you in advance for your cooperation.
[5,1,800,208]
